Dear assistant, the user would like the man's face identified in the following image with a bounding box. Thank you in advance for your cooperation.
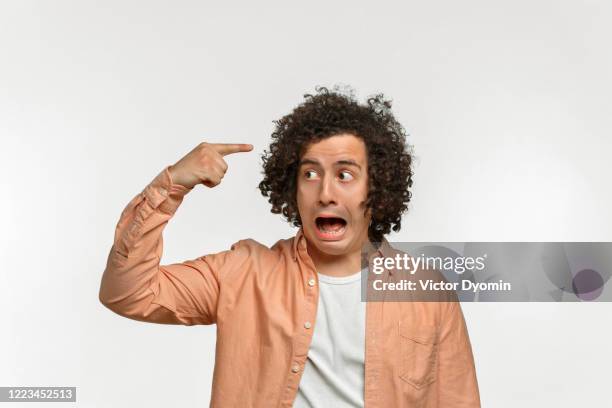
[297,133,371,257]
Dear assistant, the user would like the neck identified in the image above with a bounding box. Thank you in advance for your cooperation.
[306,243,365,278]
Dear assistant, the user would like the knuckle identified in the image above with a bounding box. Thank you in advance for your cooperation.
[202,150,219,163]
[199,143,214,156]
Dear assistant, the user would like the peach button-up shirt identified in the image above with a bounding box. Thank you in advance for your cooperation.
[99,166,481,408]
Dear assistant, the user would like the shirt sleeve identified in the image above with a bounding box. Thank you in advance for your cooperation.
[436,301,482,407]
[98,166,230,325]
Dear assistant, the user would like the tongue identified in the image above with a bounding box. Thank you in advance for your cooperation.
[319,218,344,232]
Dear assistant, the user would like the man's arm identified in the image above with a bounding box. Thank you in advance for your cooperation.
[99,166,224,325]
[99,142,253,325]
[437,301,481,407]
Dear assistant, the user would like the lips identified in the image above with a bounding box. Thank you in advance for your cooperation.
[314,215,347,240]
[316,216,346,231]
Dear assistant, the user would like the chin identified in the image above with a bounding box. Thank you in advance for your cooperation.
[312,239,351,256]
[303,229,351,256]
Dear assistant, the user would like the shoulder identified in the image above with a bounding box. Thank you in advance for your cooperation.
[230,235,295,256]
[208,235,296,269]
[202,235,296,286]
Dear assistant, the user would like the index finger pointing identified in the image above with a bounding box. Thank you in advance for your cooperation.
[213,143,254,156]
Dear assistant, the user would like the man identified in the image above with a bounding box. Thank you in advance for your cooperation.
[99,86,481,407]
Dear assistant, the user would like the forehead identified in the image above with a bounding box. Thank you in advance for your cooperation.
[301,133,367,162]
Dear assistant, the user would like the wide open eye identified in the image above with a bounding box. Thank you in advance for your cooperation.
[338,170,354,181]
[304,170,319,180]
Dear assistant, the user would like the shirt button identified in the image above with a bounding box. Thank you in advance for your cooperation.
[291,364,300,373]
[308,278,316,287]
[304,321,312,329]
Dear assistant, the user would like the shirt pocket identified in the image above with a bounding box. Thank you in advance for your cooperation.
[398,320,439,390]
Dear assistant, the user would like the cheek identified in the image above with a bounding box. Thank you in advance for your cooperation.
[296,185,312,216]
[296,185,306,206]
[346,181,368,205]
[297,181,317,201]
[345,184,369,223]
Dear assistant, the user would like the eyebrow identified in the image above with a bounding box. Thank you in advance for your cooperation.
[299,158,362,170]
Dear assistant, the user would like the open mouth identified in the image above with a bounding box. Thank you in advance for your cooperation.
[315,216,347,238]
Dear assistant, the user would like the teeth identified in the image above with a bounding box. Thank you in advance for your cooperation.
[318,224,345,235]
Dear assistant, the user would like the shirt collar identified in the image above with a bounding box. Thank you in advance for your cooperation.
[292,228,308,261]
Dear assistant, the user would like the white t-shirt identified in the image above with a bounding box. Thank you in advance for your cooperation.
[293,269,366,408]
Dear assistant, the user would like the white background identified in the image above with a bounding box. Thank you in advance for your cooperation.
[1,1,611,407]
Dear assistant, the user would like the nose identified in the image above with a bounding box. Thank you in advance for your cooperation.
[318,174,337,206]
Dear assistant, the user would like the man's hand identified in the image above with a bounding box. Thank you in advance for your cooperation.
[168,142,253,189]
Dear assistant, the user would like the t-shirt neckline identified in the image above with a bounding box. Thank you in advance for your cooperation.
[317,269,364,285]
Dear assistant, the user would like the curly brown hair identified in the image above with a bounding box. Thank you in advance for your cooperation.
[258,85,413,243]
